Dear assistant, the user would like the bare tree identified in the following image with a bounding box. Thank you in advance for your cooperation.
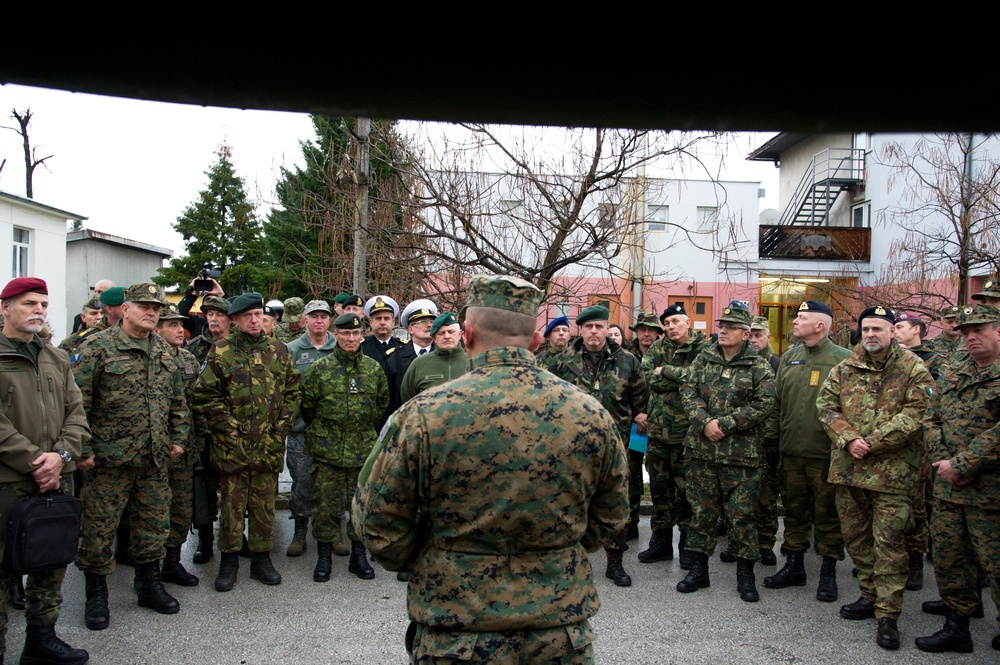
[2,108,53,199]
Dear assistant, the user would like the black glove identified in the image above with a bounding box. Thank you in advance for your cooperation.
[765,439,780,472]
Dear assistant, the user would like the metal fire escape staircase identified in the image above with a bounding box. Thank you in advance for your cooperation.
[779,148,865,226]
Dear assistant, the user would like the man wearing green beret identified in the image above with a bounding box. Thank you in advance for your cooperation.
[400,312,468,403]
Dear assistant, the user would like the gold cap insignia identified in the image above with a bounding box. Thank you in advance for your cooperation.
[798,302,809,311]
[723,307,731,315]
[874,306,886,316]
[987,281,995,289]
[148,286,156,294]
[375,297,385,308]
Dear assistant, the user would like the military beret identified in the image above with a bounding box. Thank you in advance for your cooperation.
[544,316,570,338]
[365,295,399,319]
[283,297,305,323]
[797,300,833,317]
[262,304,279,318]
[342,294,364,309]
[334,313,363,329]
[750,315,770,331]
[430,312,458,336]
[956,303,1000,328]
[896,311,922,323]
[84,297,101,310]
[972,277,1000,302]
[99,286,125,306]
[123,283,166,306]
[858,305,895,326]
[939,305,960,320]
[303,300,331,316]
[229,292,264,316]
[728,300,750,311]
[459,275,543,323]
[201,295,232,314]
[660,304,686,324]
[717,306,753,327]
[576,305,610,326]
[630,311,664,333]
[0,277,47,300]
[401,299,439,327]
[333,292,351,304]
[157,304,187,321]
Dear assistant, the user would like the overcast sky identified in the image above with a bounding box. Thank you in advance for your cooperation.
[0,84,779,259]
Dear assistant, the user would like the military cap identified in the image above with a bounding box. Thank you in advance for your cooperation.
[158,304,187,321]
[430,312,458,336]
[303,300,331,316]
[283,297,306,323]
[939,305,961,320]
[896,311,921,322]
[543,316,570,338]
[458,275,543,323]
[971,277,1000,302]
[123,283,166,306]
[201,295,232,314]
[365,295,399,319]
[630,311,664,333]
[956,303,1000,328]
[84,297,101,310]
[402,299,439,327]
[99,286,125,306]
[333,292,351,305]
[750,315,770,331]
[263,303,279,318]
[858,305,895,326]
[660,304,686,324]
[266,299,284,312]
[576,305,610,326]
[334,313,363,329]
[229,292,264,316]
[0,277,47,300]
[343,294,364,310]
[717,306,753,327]
[797,300,833,317]
[728,300,750,311]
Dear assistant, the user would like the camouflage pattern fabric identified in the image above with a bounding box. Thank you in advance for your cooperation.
[642,331,708,442]
[310,462,361,542]
[184,334,216,364]
[907,343,947,381]
[929,500,1000,620]
[353,346,628,632]
[780,456,844,558]
[923,335,961,357]
[904,461,930,558]
[757,461,781,549]
[411,621,595,664]
[686,459,762,560]
[217,470,277,553]
[274,321,306,345]
[644,442,691,533]
[167,467,194,548]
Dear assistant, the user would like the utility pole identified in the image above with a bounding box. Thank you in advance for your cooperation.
[352,117,371,299]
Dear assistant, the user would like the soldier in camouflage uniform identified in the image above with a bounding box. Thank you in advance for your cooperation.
[916,304,1000,654]
[534,315,571,368]
[548,305,648,587]
[0,277,90,665]
[58,297,100,353]
[273,296,306,345]
[971,276,1000,306]
[353,275,628,664]
[925,305,962,357]
[817,305,934,651]
[74,283,191,630]
[619,312,659,540]
[301,313,388,582]
[639,304,707,567]
[193,293,301,592]
[58,286,125,358]
[677,306,775,603]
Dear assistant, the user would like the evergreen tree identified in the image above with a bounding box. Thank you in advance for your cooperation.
[156,144,267,295]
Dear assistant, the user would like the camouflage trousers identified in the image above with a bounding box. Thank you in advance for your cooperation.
[409,620,595,664]
[930,498,1000,624]
[77,465,170,574]
[757,461,781,549]
[835,485,912,620]
[167,466,194,548]
[627,449,644,529]
[645,440,692,533]
[780,455,844,559]
[686,459,761,561]
[218,470,276,554]
[903,462,930,558]
[0,477,74,652]
[310,462,360,543]
[285,431,313,519]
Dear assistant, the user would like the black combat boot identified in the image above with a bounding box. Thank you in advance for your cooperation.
[905,554,923,591]
[137,562,180,614]
[759,548,776,566]
[19,624,89,665]
[839,596,875,620]
[915,610,974,653]
[83,572,109,631]
[876,617,900,650]
[922,598,984,618]
[161,546,199,586]
[736,558,760,602]
[286,517,308,557]
[625,522,639,541]
[637,528,673,563]
[605,556,632,587]
[9,576,25,610]
[193,526,213,564]
[249,552,282,585]
[719,546,736,563]
[313,542,333,583]
[764,551,806,588]
[676,552,710,593]
[214,552,239,592]
[816,556,838,602]
[348,541,375,580]
[678,531,693,570]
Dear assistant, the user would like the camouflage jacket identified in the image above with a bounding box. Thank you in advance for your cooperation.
[353,346,628,631]
[169,346,201,468]
[817,343,933,495]
[641,331,708,443]
[287,332,338,433]
[679,341,776,467]
[73,325,190,468]
[906,343,947,380]
[185,334,217,365]
[274,322,306,346]
[301,346,388,467]
[192,329,300,473]
[924,335,961,357]
[925,353,1000,506]
[548,338,649,441]
[0,333,89,482]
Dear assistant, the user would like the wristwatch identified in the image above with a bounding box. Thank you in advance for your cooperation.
[54,449,72,464]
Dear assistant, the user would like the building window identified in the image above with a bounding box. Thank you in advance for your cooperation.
[647,205,669,231]
[12,228,29,278]
[851,203,870,228]
[696,206,718,233]
[554,301,569,318]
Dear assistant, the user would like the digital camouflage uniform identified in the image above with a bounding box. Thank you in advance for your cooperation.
[817,341,933,620]
[679,340,776,560]
[753,341,782,550]
[167,346,201,548]
[73,323,191,574]
[641,331,707,534]
[192,329,300,554]
[301,345,388,543]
